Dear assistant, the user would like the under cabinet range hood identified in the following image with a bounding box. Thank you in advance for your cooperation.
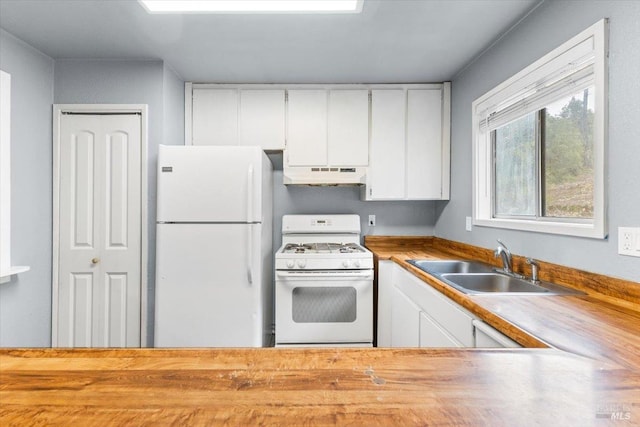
[283,165,367,185]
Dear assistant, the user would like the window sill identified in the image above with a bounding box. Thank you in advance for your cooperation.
[0,266,30,284]
[473,217,605,239]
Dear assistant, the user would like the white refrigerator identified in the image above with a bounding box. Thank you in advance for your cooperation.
[154,145,273,347]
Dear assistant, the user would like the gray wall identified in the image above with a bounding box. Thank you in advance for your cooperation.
[436,0,640,283]
[54,59,185,345]
[0,29,54,346]
[269,155,437,251]
[163,63,185,146]
[0,55,184,347]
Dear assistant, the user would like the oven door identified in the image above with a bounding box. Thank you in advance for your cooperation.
[275,270,373,345]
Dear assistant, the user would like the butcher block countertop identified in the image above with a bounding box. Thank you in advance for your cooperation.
[365,236,640,370]
[2,348,640,426]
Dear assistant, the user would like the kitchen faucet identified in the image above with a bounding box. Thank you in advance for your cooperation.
[494,240,525,279]
[494,240,512,273]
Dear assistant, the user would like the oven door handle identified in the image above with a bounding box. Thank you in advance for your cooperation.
[276,270,373,279]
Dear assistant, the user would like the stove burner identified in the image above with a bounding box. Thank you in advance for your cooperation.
[283,243,313,253]
[282,242,365,254]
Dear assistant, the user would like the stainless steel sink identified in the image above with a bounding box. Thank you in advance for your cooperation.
[439,273,583,295]
[441,273,550,294]
[407,260,494,275]
[408,259,584,296]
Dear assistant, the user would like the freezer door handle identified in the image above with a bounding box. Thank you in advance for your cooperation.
[247,164,254,222]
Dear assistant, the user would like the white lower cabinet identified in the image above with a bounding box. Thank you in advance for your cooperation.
[419,312,463,348]
[377,260,395,347]
[473,320,521,348]
[390,284,421,347]
[380,262,521,348]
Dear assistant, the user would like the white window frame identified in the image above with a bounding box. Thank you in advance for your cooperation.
[1,69,30,284]
[472,19,608,239]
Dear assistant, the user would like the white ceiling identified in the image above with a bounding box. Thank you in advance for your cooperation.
[0,0,541,83]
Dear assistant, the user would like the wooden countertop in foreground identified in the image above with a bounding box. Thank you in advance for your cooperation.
[2,348,639,426]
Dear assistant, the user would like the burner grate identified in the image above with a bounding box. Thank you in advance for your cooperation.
[282,242,365,254]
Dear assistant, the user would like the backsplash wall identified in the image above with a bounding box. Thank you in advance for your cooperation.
[269,154,438,252]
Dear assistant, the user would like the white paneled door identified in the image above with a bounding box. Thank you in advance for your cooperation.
[54,110,143,347]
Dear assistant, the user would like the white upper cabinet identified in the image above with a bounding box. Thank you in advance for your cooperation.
[286,89,328,166]
[191,88,238,146]
[327,89,369,166]
[286,88,369,167]
[188,86,285,150]
[407,89,443,199]
[239,89,285,150]
[284,88,369,184]
[363,83,451,201]
[186,83,449,190]
[367,89,406,200]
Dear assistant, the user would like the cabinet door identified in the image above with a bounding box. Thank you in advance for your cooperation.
[408,271,475,347]
[473,320,521,348]
[286,90,327,166]
[390,285,420,347]
[419,312,463,348]
[407,89,442,199]
[395,264,476,347]
[376,260,394,347]
[328,90,369,166]
[367,90,406,200]
[239,89,285,150]
[191,89,238,146]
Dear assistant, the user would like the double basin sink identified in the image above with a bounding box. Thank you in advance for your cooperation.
[407,260,582,295]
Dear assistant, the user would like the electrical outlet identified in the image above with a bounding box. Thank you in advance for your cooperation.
[465,216,472,232]
[618,227,640,257]
[368,215,376,227]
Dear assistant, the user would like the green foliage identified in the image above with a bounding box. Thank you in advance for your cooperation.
[543,89,594,218]
[493,87,595,219]
[545,91,594,186]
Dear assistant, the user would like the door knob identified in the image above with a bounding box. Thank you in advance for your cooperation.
[91,258,100,264]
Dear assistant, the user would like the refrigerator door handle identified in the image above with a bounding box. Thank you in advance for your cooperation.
[247,224,253,285]
[247,165,254,285]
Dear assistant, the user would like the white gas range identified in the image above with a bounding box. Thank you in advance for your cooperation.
[275,215,373,347]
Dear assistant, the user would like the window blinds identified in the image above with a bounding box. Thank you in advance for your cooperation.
[476,36,597,133]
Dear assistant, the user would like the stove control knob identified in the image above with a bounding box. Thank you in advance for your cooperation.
[353,259,361,268]
[286,260,295,269]
[297,260,307,269]
[342,260,350,268]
